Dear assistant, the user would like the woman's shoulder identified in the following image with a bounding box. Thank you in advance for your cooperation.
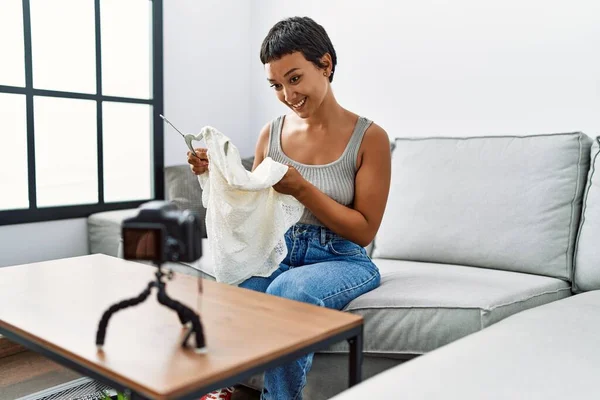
[351,114,390,153]
[345,110,387,140]
[258,114,287,136]
[364,120,387,138]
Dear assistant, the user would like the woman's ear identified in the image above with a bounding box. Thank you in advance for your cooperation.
[319,53,332,71]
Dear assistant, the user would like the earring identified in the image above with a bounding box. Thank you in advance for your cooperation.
[323,71,328,77]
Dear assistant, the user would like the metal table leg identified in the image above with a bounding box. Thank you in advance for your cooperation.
[347,325,364,387]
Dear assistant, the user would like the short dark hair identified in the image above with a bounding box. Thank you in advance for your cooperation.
[260,17,337,83]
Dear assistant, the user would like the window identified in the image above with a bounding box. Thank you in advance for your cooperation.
[0,0,164,225]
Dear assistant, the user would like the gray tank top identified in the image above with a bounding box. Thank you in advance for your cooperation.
[267,115,372,226]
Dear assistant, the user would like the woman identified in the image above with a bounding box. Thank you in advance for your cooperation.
[189,16,391,400]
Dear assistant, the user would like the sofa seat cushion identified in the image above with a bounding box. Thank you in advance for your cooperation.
[324,258,571,357]
[88,208,216,281]
[330,290,600,400]
[88,209,140,257]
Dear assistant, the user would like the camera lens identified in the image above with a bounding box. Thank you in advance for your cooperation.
[166,238,181,261]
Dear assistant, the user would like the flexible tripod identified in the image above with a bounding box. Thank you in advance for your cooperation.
[95,263,206,352]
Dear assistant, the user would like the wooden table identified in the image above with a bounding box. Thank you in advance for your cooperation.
[0,254,364,399]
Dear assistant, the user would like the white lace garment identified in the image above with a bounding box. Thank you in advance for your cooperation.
[196,126,304,285]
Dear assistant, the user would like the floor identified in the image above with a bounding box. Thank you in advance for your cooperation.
[0,350,82,400]
[0,347,260,400]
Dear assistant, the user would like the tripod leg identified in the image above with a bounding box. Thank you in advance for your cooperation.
[156,283,206,350]
[95,282,155,348]
[180,313,206,352]
[156,282,191,325]
[189,312,206,352]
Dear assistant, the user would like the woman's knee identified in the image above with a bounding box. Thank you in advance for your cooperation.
[266,276,324,307]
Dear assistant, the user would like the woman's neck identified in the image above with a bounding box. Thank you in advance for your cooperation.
[298,89,347,131]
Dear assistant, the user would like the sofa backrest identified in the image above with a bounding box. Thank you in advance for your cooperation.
[573,137,600,291]
[165,165,206,218]
[164,157,255,238]
[373,132,592,280]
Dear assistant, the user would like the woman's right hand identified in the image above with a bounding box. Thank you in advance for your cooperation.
[187,148,209,175]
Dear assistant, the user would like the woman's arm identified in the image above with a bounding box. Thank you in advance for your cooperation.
[251,123,271,171]
[277,124,392,247]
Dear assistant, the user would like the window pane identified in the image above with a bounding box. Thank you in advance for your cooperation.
[0,94,28,211]
[103,102,153,203]
[30,0,96,94]
[101,0,152,99]
[34,97,97,207]
[0,0,25,87]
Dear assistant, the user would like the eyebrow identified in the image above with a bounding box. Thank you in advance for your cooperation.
[267,68,301,82]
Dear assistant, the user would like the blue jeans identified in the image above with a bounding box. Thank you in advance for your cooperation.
[239,223,380,400]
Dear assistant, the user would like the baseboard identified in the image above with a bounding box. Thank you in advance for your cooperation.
[0,335,28,358]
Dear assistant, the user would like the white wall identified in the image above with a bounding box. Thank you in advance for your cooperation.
[0,1,254,267]
[163,0,253,165]
[249,0,600,139]
[3,1,599,267]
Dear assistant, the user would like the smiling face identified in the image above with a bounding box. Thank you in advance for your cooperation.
[265,51,332,118]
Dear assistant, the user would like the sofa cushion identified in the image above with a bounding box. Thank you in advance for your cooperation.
[323,258,571,357]
[165,158,255,238]
[330,290,600,400]
[574,137,600,292]
[88,206,217,281]
[88,209,140,256]
[88,158,255,256]
[165,165,206,225]
[373,132,592,280]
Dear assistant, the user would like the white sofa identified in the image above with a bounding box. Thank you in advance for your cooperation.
[330,134,600,399]
[330,290,600,399]
[88,132,599,399]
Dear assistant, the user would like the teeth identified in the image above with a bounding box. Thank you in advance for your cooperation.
[292,98,306,108]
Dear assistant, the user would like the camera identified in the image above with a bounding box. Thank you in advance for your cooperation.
[122,201,203,263]
[97,201,206,352]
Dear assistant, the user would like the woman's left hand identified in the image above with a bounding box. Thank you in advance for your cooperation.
[273,165,308,198]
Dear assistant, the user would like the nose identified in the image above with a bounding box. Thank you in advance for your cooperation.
[283,86,295,104]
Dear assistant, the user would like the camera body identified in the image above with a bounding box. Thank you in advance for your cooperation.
[122,201,203,263]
